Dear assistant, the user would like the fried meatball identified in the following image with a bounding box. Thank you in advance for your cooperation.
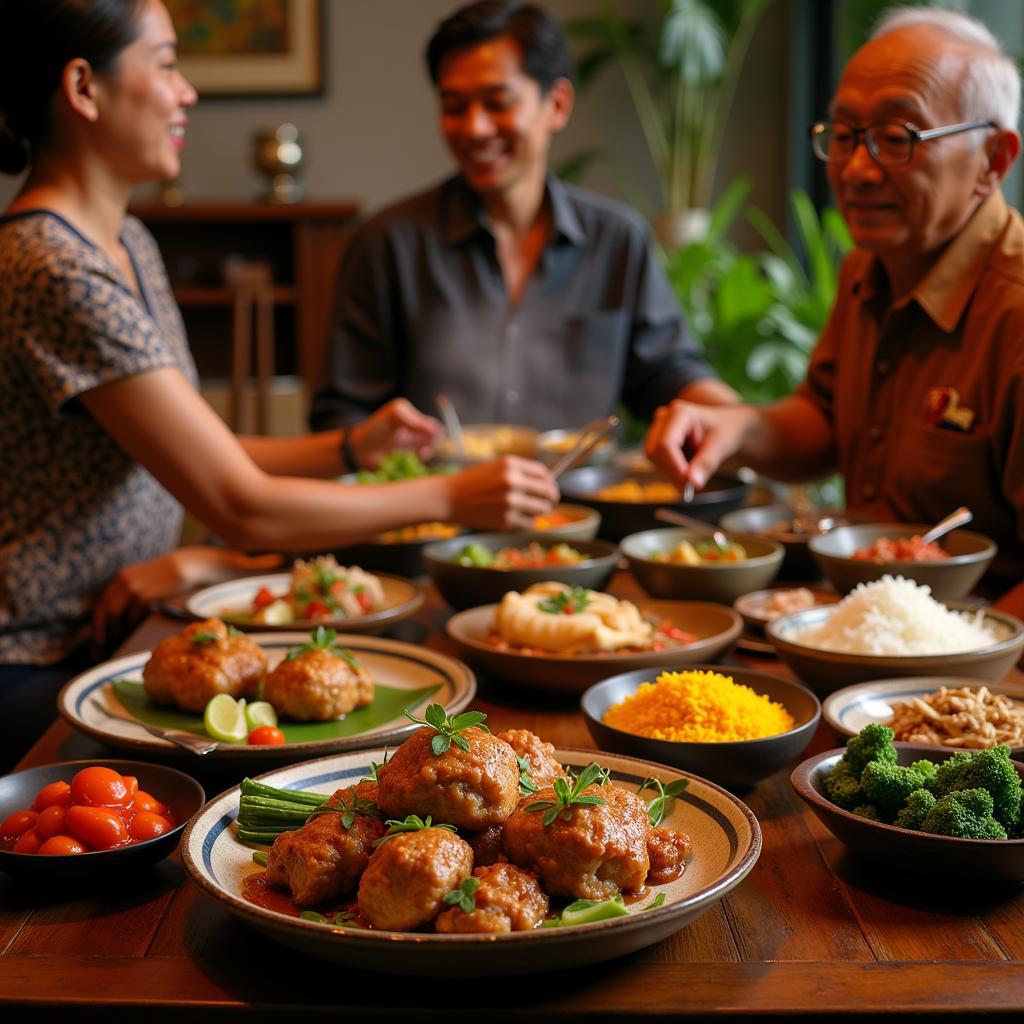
[502,782,650,900]
[265,781,385,908]
[142,618,266,712]
[263,646,373,721]
[357,827,473,931]
[435,862,548,934]
[647,826,692,885]
[497,728,567,788]
[377,726,519,829]
[465,824,507,867]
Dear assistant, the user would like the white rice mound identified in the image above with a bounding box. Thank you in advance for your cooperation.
[790,575,999,655]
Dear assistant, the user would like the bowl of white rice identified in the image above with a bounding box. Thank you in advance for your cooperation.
[766,575,1024,696]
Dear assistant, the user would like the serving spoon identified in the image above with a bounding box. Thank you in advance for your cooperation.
[654,506,730,551]
[921,505,973,545]
[435,393,466,461]
[549,415,619,479]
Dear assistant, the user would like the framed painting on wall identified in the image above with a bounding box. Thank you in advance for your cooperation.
[165,0,323,96]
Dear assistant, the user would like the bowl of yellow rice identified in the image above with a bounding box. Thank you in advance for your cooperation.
[581,666,821,790]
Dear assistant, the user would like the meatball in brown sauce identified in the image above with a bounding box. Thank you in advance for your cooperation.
[435,862,548,934]
[496,728,567,788]
[646,826,692,885]
[503,782,650,900]
[264,645,373,722]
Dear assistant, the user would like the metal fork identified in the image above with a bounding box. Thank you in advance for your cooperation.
[89,699,219,755]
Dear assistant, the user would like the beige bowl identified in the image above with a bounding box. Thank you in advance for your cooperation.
[530,503,601,542]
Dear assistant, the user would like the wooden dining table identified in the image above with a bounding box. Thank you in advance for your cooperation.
[2,572,1024,1020]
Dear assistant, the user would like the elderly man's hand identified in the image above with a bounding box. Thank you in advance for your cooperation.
[350,398,442,470]
[446,456,559,531]
[644,400,757,491]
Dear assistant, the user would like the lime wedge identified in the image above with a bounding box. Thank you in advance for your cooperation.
[203,694,248,743]
[245,700,278,731]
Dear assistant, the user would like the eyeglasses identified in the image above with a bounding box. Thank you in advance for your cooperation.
[809,119,996,166]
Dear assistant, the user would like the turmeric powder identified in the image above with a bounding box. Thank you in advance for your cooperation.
[603,669,795,742]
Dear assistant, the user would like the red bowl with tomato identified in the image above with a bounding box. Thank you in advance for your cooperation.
[0,760,204,879]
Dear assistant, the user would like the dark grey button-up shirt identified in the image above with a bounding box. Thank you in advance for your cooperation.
[310,174,717,431]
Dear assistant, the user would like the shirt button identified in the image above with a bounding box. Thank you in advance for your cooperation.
[869,426,883,441]
[862,484,876,500]
[876,359,890,375]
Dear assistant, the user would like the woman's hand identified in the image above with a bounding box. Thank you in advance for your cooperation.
[445,456,559,531]
[91,547,283,655]
[349,398,441,470]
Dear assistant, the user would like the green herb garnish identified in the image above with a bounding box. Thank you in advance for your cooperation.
[638,776,690,827]
[286,625,360,668]
[516,754,540,795]
[190,630,218,645]
[404,703,490,756]
[299,909,360,927]
[226,624,243,636]
[443,876,480,914]
[643,893,667,911]
[310,789,381,829]
[373,814,458,847]
[524,762,608,826]
[537,585,592,615]
[361,750,390,784]
[252,850,268,867]
[315,563,338,594]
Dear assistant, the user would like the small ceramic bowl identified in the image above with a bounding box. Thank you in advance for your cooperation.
[621,528,784,604]
[0,759,204,880]
[530,503,601,542]
[808,523,997,600]
[733,586,841,632]
[791,744,1024,886]
[422,532,620,610]
[581,665,820,790]
[766,603,1024,698]
[535,429,617,468]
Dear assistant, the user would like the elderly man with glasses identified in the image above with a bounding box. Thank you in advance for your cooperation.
[646,5,1024,607]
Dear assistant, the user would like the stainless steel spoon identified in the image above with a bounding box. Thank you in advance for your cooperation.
[654,506,730,550]
[435,393,466,461]
[921,506,973,545]
[89,698,219,756]
[549,415,619,479]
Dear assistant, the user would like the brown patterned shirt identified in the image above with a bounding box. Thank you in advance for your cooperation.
[0,211,198,664]
[799,191,1024,583]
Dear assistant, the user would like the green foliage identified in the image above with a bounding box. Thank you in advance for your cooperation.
[524,762,609,826]
[664,181,852,404]
[403,703,490,756]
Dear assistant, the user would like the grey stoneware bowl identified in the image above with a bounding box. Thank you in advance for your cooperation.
[0,759,204,880]
[620,527,784,604]
[766,602,1024,698]
[791,744,1024,886]
[582,665,821,790]
[558,466,750,542]
[720,504,874,581]
[531,503,601,542]
[808,523,997,600]
[422,532,620,611]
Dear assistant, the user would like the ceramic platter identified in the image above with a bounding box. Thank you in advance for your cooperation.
[185,572,423,633]
[822,675,1024,757]
[57,633,475,764]
[445,600,743,694]
[181,746,761,975]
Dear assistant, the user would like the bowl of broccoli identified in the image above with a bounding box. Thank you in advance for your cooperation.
[791,723,1024,886]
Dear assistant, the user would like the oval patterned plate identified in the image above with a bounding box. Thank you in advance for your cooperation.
[181,747,761,975]
[57,633,475,764]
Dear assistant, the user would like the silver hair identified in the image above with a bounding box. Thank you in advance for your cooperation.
[871,6,1021,131]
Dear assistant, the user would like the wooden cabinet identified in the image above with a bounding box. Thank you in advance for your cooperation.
[130,201,359,395]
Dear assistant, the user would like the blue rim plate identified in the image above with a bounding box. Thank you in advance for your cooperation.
[180,746,761,975]
[57,633,475,763]
[822,675,1024,757]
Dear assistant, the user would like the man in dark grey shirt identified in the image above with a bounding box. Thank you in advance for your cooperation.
[310,1,736,432]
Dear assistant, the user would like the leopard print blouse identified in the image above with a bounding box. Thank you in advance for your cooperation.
[0,210,198,664]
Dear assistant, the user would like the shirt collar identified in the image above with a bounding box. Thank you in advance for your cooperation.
[440,172,586,248]
[850,191,1010,332]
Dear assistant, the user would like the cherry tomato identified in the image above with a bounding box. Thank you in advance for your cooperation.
[129,811,173,842]
[247,725,286,746]
[36,805,68,840]
[356,591,372,611]
[65,805,128,850]
[39,835,87,856]
[33,780,71,812]
[121,775,140,804]
[13,829,42,854]
[304,601,329,620]
[329,580,348,597]
[133,790,169,816]
[252,587,276,609]
[1,808,38,842]
[70,766,130,808]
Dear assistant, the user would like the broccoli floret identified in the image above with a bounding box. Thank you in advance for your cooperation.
[824,758,864,809]
[893,788,937,830]
[929,746,1022,834]
[851,803,881,821]
[843,723,897,776]
[910,759,938,784]
[919,788,1008,840]
[861,761,933,821]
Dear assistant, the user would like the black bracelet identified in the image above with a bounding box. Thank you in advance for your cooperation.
[338,427,358,474]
